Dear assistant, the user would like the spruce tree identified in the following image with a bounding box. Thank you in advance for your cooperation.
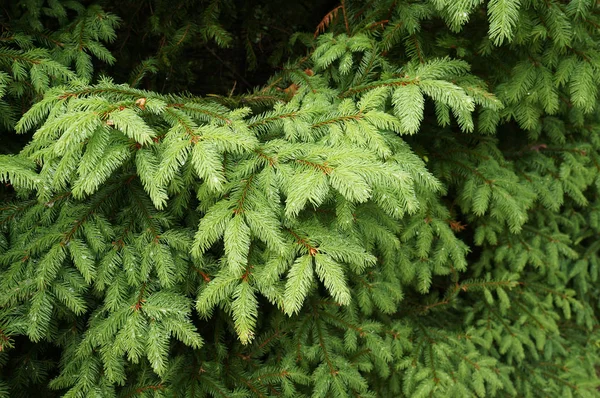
[1,0,600,396]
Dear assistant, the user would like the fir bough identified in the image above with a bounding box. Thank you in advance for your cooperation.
[1,0,600,397]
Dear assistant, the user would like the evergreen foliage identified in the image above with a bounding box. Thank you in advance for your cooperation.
[1,0,600,396]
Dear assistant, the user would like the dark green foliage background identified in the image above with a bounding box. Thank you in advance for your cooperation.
[1,0,600,397]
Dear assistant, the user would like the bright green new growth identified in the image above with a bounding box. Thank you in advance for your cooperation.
[1,0,600,397]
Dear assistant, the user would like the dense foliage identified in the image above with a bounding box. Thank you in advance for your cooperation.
[1,0,600,396]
